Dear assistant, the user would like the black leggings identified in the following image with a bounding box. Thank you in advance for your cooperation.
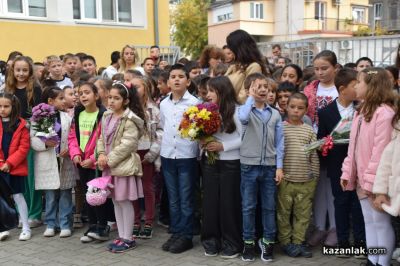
[78,167,114,226]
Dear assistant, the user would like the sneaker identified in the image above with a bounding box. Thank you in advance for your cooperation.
[324,228,337,247]
[162,234,180,251]
[132,224,140,238]
[139,224,153,239]
[111,239,137,253]
[87,225,110,241]
[73,214,83,229]
[308,229,327,246]
[392,247,400,260]
[107,238,122,251]
[220,249,240,259]
[204,249,218,257]
[80,225,96,243]
[242,242,255,262]
[19,230,31,241]
[282,243,301,257]
[18,221,22,229]
[336,241,351,258]
[60,229,72,238]
[297,243,312,258]
[0,231,10,241]
[157,219,169,229]
[28,219,43,228]
[169,237,193,254]
[258,239,274,262]
[43,228,56,237]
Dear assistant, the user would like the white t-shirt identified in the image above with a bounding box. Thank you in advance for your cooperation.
[316,84,338,111]
[336,100,355,120]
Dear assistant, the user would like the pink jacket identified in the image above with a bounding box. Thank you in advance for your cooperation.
[68,123,101,170]
[303,80,320,124]
[340,105,395,192]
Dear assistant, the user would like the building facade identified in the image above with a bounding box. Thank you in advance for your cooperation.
[0,0,170,67]
[369,0,400,33]
[208,0,370,46]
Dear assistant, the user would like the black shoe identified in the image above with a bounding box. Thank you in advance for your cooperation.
[336,241,351,258]
[258,239,274,262]
[282,243,301,257]
[220,248,240,259]
[353,240,367,259]
[161,235,179,251]
[169,237,193,253]
[298,243,312,258]
[88,225,110,241]
[241,242,255,262]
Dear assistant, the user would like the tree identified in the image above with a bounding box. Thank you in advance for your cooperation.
[172,0,210,59]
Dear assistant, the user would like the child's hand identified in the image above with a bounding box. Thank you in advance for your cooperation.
[0,163,10,173]
[45,140,58,148]
[59,149,69,158]
[249,81,260,99]
[81,159,94,169]
[373,194,390,212]
[97,154,108,169]
[275,168,284,185]
[73,155,81,165]
[206,141,224,152]
[340,179,348,191]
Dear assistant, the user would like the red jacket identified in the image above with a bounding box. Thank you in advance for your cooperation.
[0,118,30,176]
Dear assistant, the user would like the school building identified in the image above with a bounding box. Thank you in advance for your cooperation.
[0,0,170,67]
[208,0,370,46]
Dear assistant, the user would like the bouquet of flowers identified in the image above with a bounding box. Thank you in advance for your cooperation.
[304,117,352,156]
[30,103,60,144]
[179,102,222,164]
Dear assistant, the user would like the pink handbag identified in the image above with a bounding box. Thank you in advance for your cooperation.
[86,176,113,206]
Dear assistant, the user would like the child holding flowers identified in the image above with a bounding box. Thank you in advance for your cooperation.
[31,87,76,238]
[199,76,243,259]
[160,64,200,254]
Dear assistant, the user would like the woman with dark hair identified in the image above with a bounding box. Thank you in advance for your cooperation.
[225,30,267,103]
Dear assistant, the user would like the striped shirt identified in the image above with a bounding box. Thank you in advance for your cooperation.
[283,122,319,182]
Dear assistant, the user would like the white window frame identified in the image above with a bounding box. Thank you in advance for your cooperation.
[352,6,366,24]
[250,2,264,20]
[314,1,326,20]
[217,12,233,22]
[1,0,47,18]
[373,3,382,20]
[74,0,136,25]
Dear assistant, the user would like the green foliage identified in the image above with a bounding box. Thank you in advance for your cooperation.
[172,0,210,59]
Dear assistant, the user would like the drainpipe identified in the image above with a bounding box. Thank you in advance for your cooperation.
[154,0,159,45]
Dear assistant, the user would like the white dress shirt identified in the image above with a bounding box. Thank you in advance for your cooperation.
[160,90,200,159]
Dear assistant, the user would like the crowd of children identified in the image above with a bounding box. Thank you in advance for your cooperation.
[0,30,399,265]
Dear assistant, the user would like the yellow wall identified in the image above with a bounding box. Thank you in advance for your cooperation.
[0,1,170,68]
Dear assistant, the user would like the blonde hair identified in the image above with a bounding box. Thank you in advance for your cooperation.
[119,45,140,72]
[46,55,62,66]
[5,56,36,107]
[132,76,154,108]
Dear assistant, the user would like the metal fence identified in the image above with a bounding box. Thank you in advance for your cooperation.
[258,35,400,68]
[135,46,181,64]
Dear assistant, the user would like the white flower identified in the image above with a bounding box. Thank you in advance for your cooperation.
[188,128,197,138]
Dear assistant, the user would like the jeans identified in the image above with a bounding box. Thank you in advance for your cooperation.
[44,189,73,230]
[241,164,277,242]
[161,157,198,240]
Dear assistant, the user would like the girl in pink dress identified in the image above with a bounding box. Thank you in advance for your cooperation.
[97,81,146,253]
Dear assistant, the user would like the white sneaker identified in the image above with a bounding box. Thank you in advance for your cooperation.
[60,229,72,238]
[19,231,31,241]
[43,228,55,237]
[0,231,10,241]
[80,235,95,243]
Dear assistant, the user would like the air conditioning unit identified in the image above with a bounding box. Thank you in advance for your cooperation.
[340,40,352,50]
[333,0,342,5]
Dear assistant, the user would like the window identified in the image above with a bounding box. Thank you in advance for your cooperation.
[314,1,326,20]
[250,2,263,19]
[374,3,382,19]
[217,12,233,22]
[4,0,46,17]
[73,0,135,24]
[352,6,366,24]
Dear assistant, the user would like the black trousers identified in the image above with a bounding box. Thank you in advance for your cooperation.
[78,167,114,226]
[200,157,242,253]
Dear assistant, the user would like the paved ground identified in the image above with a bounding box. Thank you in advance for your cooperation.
[1,224,395,266]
